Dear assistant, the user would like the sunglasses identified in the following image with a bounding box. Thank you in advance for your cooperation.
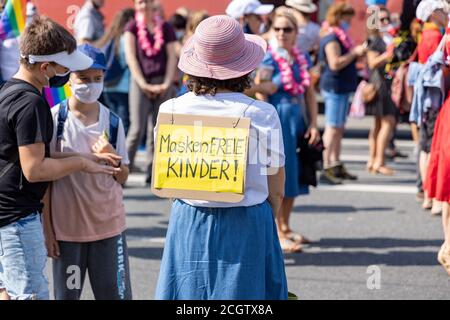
[274,27,294,33]
[380,17,390,23]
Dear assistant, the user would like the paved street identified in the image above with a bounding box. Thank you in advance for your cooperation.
[46,117,450,300]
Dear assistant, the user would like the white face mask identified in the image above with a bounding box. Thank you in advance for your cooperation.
[71,82,104,104]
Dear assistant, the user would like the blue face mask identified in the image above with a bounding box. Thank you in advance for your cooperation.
[175,30,185,41]
[341,21,350,32]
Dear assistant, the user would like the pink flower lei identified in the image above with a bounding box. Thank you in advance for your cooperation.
[136,11,165,58]
[270,46,311,96]
[321,21,354,51]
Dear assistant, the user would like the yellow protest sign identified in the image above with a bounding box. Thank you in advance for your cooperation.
[151,113,251,203]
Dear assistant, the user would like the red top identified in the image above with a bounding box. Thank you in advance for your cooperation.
[418,25,443,64]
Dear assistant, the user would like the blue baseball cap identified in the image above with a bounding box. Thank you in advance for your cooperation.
[77,44,107,71]
[365,0,387,6]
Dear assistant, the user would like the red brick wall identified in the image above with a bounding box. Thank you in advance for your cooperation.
[32,0,231,32]
[32,0,403,43]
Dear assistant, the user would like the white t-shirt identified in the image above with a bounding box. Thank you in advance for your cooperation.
[74,1,105,43]
[158,92,285,208]
[49,102,130,242]
[0,37,20,81]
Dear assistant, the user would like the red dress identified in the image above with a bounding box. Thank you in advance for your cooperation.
[425,96,450,203]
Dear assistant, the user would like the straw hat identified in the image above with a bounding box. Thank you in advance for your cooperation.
[285,0,318,14]
[178,15,267,80]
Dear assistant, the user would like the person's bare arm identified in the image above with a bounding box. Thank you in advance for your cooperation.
[267,167,285,216]
[92,136,129,184]
[152,41,178,96]
[367,50,391,70]
[50,151,121,167]
[304,85,320,145]
[245,82,278,97]
[42,185,60,259]
[114,164,129,185]
[244,70,277,98]
[161,41,178,91]
[124,32,149,89]
[325,41,364,71]
[19,143,120,183]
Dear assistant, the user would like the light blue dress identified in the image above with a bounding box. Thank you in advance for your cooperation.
[261,52,309,198]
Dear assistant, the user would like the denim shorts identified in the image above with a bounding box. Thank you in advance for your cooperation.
[322,90,351,128]
[0,213,49,300]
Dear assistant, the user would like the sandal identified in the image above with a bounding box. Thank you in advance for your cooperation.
[431,201,443,216]
[422,199,433,210]
[438,244,450,277]
[285,232,312,245]
[279,238,303,254]
[371,166,395,176]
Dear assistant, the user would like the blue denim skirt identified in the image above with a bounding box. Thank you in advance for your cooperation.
[155,200,288,300]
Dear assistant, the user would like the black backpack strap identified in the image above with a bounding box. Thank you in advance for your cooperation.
[109,111,120,150]
[0,83,41,179]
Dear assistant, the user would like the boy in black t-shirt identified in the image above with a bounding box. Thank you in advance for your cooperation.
[0,16,121,300]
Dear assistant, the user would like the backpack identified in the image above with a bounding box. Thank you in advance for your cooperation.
[391,49,418,114]
[57,99,120,150]
[0,83,42,179]
[104,40,127,88]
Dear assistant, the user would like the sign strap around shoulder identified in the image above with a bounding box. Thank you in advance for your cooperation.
[168,97,255,127]
[233,99,255,128]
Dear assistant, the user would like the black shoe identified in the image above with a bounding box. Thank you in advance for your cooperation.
[386,149,408,160]
[320,168,343,185]
[335,164,358,181]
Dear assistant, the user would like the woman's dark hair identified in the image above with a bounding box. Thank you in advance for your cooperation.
[170,13,188,30]
[186,74,252,96]
[96,8,135,54]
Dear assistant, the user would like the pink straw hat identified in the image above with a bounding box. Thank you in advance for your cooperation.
[178,15,267,80]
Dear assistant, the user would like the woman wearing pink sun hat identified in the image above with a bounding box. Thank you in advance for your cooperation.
[155,15,288,300]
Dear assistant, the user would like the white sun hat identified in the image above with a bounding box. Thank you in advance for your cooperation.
[226,0,274,19]
[286,0,318,14]
[416,0,447,22]
[23,49,94,71]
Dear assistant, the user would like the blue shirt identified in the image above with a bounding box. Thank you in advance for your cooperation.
[319,34,358,94]
[104,37,130,94]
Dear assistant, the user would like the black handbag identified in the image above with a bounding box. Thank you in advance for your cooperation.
[296,135,325,187]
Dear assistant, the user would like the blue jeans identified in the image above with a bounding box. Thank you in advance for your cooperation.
[0,213,49,300]
[103,92,130,135]
[322,90,351,128]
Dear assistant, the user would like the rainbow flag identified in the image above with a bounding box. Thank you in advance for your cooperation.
[44,84,72,107]
[0,0,27,41]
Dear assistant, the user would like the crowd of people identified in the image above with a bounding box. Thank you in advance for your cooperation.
[0,0,449,300]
